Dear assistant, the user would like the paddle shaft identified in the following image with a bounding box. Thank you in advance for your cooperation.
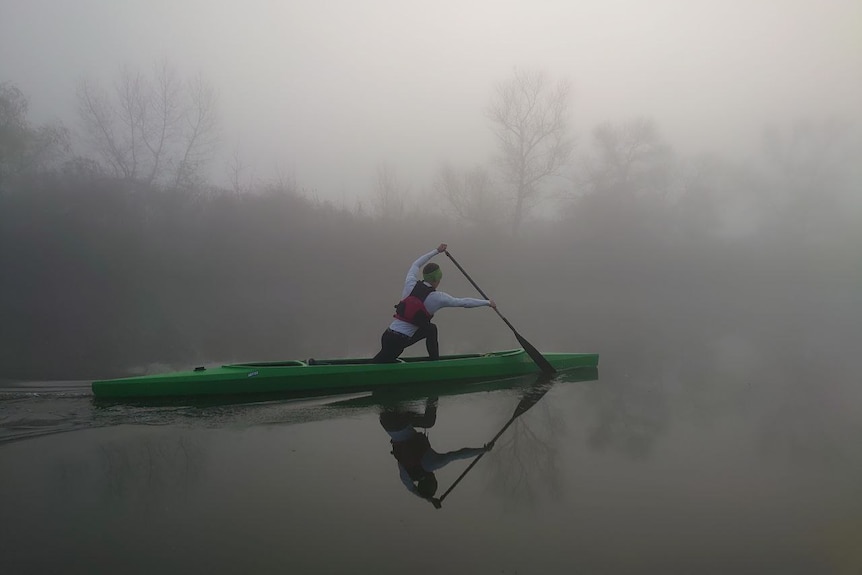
[445,251,506,322]
[438,415,516,503]
[444,251,556,374]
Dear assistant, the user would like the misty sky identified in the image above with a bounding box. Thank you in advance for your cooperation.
[2,0,860,204]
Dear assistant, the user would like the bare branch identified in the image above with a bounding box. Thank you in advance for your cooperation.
[113,65,148,180]
[585,118,672,197]
[142,59,182,185]
[76,61,219,189]
[371,163,406,219]
[487,69,574,232]
[77,77,128,178]
[174,73,219,190]
[433,163,503,227]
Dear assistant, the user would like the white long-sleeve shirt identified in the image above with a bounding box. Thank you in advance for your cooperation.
[388,249,491,337]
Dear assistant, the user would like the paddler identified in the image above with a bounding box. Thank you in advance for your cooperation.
[372,243,496,363]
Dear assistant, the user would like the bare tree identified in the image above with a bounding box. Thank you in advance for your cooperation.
[76,60,218,188]
[566,118,675,240]
[225,141,250,194]
[144,60,183,185]
[1,82,33,182]
[371,163,406,219]
[582,118,672,198]
[487,68,574,233]
[77,76,129,178]
[433,163,503,227]
[173,73,218,190]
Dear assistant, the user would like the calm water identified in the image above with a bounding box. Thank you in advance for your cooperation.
[2,334,862,574]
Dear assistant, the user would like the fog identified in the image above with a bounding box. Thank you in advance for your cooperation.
[1,2,862,558]
[2,0,860,201]
[1,0,860,380]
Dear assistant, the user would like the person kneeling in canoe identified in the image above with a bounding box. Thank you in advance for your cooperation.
[372,243,496,363]
[381,398,492,506]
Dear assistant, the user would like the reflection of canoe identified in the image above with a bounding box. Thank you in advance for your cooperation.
[92,349,599,399]
[330,366,599,409]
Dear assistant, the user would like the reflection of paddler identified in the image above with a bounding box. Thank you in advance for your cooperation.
[380,398,491,502]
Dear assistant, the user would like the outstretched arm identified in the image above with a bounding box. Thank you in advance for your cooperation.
[422,445,491,472]
[431,292,497,309]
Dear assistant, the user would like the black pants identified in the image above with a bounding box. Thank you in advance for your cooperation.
[372,323,439,363]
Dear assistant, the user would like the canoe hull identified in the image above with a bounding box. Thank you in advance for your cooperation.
[91,349,599,399]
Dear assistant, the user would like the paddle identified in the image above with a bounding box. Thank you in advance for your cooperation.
[431,376,555,508]
[444,250,556,375]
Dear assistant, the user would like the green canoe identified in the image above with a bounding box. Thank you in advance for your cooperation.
[91,348,599,399]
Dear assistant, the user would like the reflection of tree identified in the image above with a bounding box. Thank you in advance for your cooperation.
[95,433,206,507]
[583,376,668,459]
[484,400,565,506]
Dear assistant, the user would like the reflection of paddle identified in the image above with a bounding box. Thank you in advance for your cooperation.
[445,251,556,375]
[432,376,555,508]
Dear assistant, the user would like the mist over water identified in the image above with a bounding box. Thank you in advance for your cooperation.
[2,327,861,573]
[2,248,861,571]
[2,0,862,572]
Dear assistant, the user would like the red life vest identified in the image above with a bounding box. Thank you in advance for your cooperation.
[390,432,432,481]
[393,281,435,326]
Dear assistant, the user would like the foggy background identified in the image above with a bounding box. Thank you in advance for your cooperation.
[1,0,860,380]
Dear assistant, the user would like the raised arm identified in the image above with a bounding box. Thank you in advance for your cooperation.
[401,243,448,297]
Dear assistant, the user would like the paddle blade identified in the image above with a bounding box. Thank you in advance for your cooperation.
[513,331,557,374]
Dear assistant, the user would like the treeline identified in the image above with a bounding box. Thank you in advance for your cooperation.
[2,159,858,379]
[0,169,509,378]
[1,79,860,380]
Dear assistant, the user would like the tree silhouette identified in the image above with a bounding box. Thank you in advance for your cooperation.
[76,60,218,188]
[487,68,574,233]
[0,82,69,189]
[433,163,503,227]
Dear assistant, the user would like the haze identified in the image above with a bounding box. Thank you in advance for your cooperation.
[2,0,861,380]
[4,4,862,569]
[2,0,859,202]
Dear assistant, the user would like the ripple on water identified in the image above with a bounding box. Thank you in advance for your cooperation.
[0,379,381,445]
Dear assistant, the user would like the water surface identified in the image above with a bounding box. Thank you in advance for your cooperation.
[2,339,861,574]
